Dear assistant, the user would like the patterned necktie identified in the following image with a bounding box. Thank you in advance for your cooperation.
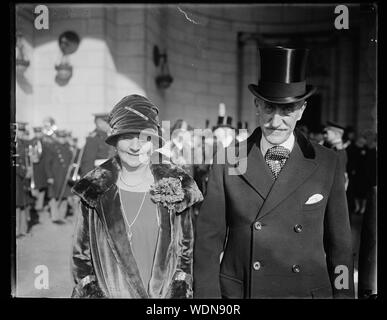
[264,146,291,179]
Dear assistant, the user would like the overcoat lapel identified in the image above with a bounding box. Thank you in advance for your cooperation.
[98,185,148,298]
[256,137,318,220]
[241,129,274,200]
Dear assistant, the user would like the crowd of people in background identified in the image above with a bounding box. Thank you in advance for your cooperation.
[14,110,377,240]
[14,108,377,299]
[13,114,115,238]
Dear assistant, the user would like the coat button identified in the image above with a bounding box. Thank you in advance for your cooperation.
[292,264,301,273]
[253,261,261,270]
[294,224,303,233]
[254,221,262,230]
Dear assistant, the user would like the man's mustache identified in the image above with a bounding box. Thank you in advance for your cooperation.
[264,127,287,131]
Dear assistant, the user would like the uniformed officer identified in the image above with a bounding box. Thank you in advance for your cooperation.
[45,129,74,223]
[42,116,57,137]
[64,130,81,219]
[80,113,115,177]
[15,122,33,237]
[30,127,47,211]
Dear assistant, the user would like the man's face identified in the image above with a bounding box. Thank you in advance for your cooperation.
[323,128,340,144]
[255,98,306,145]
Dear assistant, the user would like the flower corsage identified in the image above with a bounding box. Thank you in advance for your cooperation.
[149,176,185,213]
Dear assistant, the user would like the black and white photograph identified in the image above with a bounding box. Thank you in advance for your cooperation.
[11,3,377,302]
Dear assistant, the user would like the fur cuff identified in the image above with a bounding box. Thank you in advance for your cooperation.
[166,272,193,299]
[71,276,105,298]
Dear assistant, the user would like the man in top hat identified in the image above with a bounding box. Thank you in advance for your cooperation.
[236,121,249,142]
[213,113,236,149]
[309,124,325,145]
[80,113,115,177]
[194,47,354,298]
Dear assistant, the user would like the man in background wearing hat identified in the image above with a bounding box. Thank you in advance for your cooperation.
[323,121,349,190]
[80,113,115,177]
[194,47,354,298]
[213,116,236,149]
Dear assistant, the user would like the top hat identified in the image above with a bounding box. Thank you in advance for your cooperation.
[248,46,316,104]
[105,94,162,146]
[171,119,194,133]
[213,116,235,131]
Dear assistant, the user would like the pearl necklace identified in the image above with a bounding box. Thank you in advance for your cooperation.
[119,174,146,188]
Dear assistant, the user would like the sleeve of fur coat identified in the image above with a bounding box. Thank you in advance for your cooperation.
[166,207,194,299]
[70,201,104,298]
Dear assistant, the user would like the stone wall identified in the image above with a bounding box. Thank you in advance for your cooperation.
[14,4,377,145]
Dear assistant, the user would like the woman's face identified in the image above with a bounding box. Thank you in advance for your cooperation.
[116,132,154,168]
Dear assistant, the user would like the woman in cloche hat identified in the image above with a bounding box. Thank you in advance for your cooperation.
[71,94,203,298]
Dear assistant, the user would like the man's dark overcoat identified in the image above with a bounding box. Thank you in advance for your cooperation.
[193,127,354,298]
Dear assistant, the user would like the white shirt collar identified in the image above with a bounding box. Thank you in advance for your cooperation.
[260,132,295,157]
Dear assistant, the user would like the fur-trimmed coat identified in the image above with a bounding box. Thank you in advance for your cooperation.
[71,155,203,298]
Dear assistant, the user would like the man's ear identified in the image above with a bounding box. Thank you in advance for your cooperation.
[254,98,260,114]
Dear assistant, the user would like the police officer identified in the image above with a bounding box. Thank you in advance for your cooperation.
[15,122,33,237]
[30,127,47,212]
[80,113,114,177]
[45,129,74,223]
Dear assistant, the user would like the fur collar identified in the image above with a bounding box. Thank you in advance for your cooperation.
[72,155,203,211]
